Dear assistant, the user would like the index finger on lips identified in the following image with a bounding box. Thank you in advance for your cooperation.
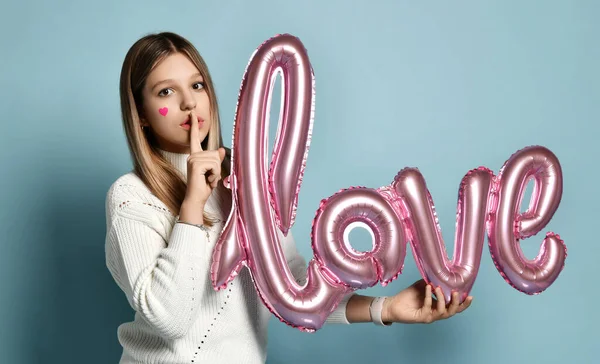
[189,110,201,154]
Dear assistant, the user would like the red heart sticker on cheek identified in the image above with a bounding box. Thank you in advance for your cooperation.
[159,107,168,116]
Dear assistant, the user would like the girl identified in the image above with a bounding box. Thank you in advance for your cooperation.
[105,31,473,364]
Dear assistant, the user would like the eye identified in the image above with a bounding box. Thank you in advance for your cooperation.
[158,88,174,97]
[193,82,205,91]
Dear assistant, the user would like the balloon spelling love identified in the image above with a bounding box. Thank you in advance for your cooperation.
[210,33,567,332]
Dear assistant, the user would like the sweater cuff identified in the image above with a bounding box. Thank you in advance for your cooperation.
[325,293,352,325]
[168,222,209,258]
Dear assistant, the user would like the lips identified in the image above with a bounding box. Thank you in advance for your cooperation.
[180,115,204,130]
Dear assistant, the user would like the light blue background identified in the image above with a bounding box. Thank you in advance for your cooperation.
[1,1,597,363]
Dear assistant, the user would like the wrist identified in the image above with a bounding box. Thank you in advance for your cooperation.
[181,194,205,207]
[369,296,392,326]
[179,201,205,225]
[381,297,392,323]
[181,199,206,210]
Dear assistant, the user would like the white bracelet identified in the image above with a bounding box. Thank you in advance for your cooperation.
[369,297,392,326]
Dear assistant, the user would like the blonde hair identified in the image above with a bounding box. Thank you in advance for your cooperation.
[119,32,231,226]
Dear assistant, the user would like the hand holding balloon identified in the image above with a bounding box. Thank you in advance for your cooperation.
[382,280,473,324]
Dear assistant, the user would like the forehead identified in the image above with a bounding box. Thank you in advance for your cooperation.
[147,52,202,82]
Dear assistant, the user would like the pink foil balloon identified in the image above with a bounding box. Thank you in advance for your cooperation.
[210,34,351,332]
[487,145,567,294]
[392,167,494,304]
[311,186,407,290]
[211,33,567,332]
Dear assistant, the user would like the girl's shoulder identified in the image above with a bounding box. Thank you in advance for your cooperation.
[106,171,148,199]
[105,171,171,219]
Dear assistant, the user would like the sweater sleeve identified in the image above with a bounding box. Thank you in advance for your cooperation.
[105,203,211,340]
[280,230,352,325]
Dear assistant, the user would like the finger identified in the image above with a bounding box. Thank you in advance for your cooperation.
[209,159,221,189]
[435,287,446,316]
[204,173,217,190]
[447,291,460,316]
[423,284,433,311]
[457,296,473,313]
[210,173,220,188]
[213,150,223,171]
[189,155,219,187]
[188,155,220,176]
[189,110,202,154]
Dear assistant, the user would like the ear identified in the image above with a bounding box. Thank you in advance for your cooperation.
[139,113,150,127]
[137,106,147,126]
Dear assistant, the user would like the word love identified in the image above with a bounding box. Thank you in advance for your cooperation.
[210,34,567,332]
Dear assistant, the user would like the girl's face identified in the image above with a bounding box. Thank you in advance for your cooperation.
[141,52,211,153]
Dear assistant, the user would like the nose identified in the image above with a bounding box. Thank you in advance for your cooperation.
[181,90,196,111]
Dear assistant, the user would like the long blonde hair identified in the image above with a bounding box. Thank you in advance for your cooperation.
[119,32,231,226]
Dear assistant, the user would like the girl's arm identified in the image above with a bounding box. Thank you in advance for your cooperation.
[280,230,473,326]
[105,201,210,340]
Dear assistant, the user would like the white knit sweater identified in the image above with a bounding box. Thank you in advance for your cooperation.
[104,149,351,364]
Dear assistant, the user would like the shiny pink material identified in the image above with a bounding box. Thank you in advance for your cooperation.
[487,145,567,294]
[311,186,407,290]
[392,167,494,304]
[210,34,350,332]
[210,33,567,332]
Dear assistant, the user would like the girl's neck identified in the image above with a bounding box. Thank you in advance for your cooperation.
[158,149,189,180]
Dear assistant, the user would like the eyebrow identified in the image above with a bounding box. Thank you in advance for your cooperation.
[151,72,203,92]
